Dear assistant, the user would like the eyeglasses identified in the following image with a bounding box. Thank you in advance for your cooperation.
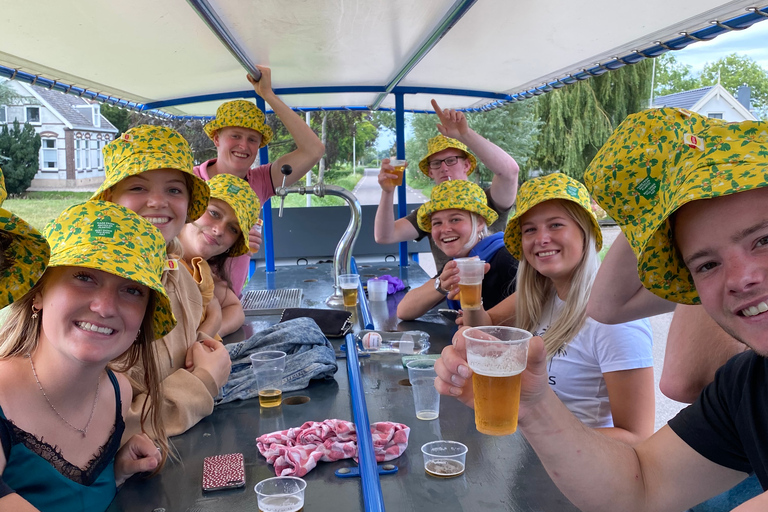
[427,155,466,170]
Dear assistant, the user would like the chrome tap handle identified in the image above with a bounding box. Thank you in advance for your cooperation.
[278,165,293,218]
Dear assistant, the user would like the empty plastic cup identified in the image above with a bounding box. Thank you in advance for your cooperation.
[367,278,388,301]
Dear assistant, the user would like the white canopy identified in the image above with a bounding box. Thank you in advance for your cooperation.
[1,0,766,116]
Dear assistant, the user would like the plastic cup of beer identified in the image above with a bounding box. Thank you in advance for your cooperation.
[388,159,406,187]
[338,273,360,307]
[455,258,485,310]
[250,351,287,408]
[421,440,467,478]
[464,326,531,435]
[250,219,263,253]
[255,476,306,512]
[406,359,440,420]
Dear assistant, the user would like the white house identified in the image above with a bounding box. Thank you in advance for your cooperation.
[0,78,118,189]
[651,83,757,122]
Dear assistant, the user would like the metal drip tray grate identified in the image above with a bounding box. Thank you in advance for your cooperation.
[241,288,303,315]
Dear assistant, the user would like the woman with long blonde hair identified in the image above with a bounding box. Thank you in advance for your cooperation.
[436,173,655,444]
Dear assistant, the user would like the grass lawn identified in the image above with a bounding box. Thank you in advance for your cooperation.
[3,192,93,231]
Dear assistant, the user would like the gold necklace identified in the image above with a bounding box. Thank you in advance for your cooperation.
[27,354,100,437]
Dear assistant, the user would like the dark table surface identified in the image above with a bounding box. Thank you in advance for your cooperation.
[109,262,578,512]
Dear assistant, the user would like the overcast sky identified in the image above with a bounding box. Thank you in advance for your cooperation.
[671,19,768,72]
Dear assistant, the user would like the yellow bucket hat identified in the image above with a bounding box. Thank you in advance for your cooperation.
[203,100,273,147]
[93,125,210,222]
[417,180,497,232]
[584,107,768,304]
[0,167,50,308]
[44,200,176,338]
[418,135,477,177]
[207,173,261,257]
[504,173,602,260]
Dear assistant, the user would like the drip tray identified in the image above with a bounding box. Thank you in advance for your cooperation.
[241,288,303,315]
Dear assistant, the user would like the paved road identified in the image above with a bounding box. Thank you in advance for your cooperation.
[353,168,427,205]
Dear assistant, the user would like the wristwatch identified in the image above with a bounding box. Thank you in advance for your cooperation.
[434,277,450,295]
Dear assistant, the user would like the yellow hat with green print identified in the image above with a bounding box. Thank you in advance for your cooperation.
[93,125,210,222]
[44,200,176,338]
[504,172,602,261]
[418,135,477,177]
[204,100,273,147]
[0,167,50,308]
[417,179,497,232]
[584,107,768,304]
[207,173,261,257]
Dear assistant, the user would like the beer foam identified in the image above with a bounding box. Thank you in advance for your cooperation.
[467,349,526,377]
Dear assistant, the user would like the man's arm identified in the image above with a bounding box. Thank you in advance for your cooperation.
[431,99,519,210]
[373,158,419,244]
[660,304,747,403]
[588,232,676,324]
[247,68,325,189]
[517,337,748,512]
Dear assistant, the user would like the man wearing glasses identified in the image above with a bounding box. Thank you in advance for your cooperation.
[374,99,520,278]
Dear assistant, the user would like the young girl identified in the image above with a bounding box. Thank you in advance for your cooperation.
[396,180,518,320]
[0,200,172,511]
[177,173,261,336]
[436,173,655,444]
[93,125,232,440]
[196,65,325,294]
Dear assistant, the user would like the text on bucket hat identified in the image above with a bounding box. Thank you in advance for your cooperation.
[203,100,273,147]
[43,200,176,338]
[417,180,498,232]
[92,125,210,222]
[418,135,477,177]
[206,173,261,257]
[504,172,602,261]
[584,107,768,304]
[0,167,50,308]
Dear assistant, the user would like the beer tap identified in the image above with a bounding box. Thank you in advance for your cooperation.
[278,164,293,218]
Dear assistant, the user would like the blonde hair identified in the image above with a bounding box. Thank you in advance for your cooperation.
[0,271,171,472]
[514,200,599,358]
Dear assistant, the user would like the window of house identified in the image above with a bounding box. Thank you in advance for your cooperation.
[92,106,101,128]
[42,139,58,169]
[98,141,104,169]
[83,140,90,169]
[0,106,6,124]
[25,106,41,124]
[90,138,99,168]
[75,139,83,169]
[708,112,723,119]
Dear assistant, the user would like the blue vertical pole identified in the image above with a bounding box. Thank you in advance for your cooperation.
[395,93,408,268]
[256,95,276,273]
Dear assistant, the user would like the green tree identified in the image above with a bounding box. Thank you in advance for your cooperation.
[653,54,700,97]
[700,53,768,118]
[531,59,653,181]
[0,120,41,195]
[100,104,130,135]
[0,82,20,107]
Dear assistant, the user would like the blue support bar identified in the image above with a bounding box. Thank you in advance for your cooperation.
[351,258,374,330]
[344,333,386,512]
[395,93,408,269]
[256,95,276,273]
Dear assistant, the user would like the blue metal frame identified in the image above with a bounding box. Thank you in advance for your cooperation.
[344,333,386,512]
[395,93,408,268]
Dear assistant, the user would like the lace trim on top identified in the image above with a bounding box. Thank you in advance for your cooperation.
[3,417,122,486]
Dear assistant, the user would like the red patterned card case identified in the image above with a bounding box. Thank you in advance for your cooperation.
[202,453,246,491]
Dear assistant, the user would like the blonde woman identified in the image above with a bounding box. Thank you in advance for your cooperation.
[0,201,173,512]
[436,173,655,444]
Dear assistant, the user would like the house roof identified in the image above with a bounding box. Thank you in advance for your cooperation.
[29,84,117,132]
[652,86,714,109]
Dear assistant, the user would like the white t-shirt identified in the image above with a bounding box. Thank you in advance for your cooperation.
[534,296,654,428]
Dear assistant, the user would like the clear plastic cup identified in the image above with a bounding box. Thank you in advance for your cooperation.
[367,278,388,301]
[407,359,439,420]
[250,351,287,408]
[421,441,467,478]
[464,326,531,435]
[254,476,306,512]
[338,273,360,307]
[388,159,406,187]
[455,258,485,310]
